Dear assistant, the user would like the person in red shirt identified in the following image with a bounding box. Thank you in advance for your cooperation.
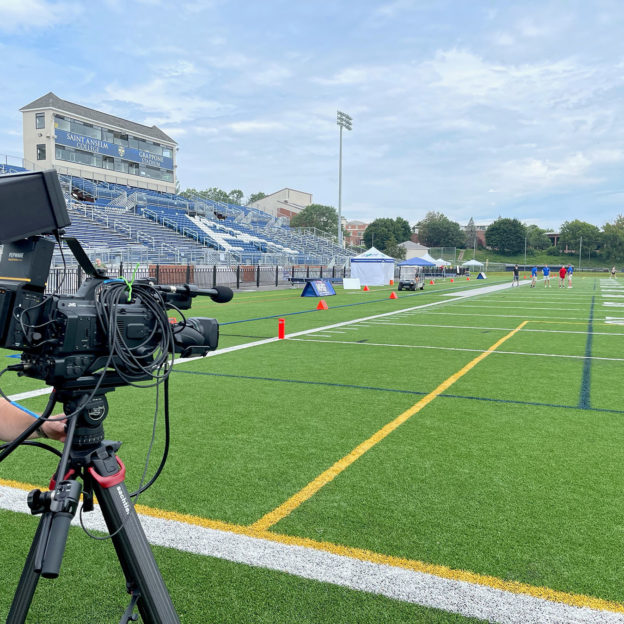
[558,265,567,288]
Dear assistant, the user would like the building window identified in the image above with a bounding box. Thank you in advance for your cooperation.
[35,113,45,129]
[36,144,46,160]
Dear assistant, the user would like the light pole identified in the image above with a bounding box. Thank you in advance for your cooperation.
[337,110,352,247]
[579,235,582,271]
[524,236,527,269]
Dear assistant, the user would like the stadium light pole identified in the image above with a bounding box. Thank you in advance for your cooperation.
[579,235,582,271]
[524,236,527,269]
[337,110,352,248]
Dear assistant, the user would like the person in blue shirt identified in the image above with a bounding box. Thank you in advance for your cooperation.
[542,265,551,287]
[531,266,538,287]
[567,264,574,288]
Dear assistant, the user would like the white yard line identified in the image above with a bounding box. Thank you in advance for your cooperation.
[0,486,621,624]
[362,321,624,336]
[289,338,624,361]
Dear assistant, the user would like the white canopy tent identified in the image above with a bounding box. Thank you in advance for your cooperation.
[436,258,452,266]
[350,247,395,286]
[421,252,437,264]
[461,259,484,268]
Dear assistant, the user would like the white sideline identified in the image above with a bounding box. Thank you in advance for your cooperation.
[0,486,622,624]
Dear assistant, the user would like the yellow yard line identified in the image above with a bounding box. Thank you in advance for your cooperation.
[3,476,622,615]
[250,321,528,532]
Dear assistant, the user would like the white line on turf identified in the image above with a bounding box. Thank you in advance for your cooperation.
[0,487,621,624]
[288,338,624,361]
[362,322,624,336]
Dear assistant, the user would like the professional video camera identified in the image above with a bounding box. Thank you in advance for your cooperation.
[0,169,232,386]
[0,170,233,623]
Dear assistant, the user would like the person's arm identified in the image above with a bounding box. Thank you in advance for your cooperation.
[0,398,66,442]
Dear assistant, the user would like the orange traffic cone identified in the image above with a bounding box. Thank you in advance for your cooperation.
[450,278,454,283]
[429,280,435,285]
[317,299,328,310]
[467,277,470,281]
[389,279,394,285]
[389,291,398,299]
[363,285,370,291]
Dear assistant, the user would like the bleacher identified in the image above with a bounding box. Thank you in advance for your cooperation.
[1,164,356,266]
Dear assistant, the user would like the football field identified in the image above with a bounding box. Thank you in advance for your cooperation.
[2,274,624,623]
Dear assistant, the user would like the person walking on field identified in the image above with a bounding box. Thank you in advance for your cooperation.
[543,265,551,287]
[512,264,520,287]
[558,265,567,288]
[531,266,538,287]
[567,264,574,288]
[612,266,617,279]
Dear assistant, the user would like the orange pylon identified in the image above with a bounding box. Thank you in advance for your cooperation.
[363,285,370,291]
[317,299,328,310]
[389,291,398,299]
[429,280,435,285]
[389,279,394,285]
[450,278,454,283]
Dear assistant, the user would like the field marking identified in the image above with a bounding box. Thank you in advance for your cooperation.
[250,322,527,532]
[437,304,587,311]
[363,321,624,336]
[288,338,624,362]
[422,311,592,322]
[2,483,623,623]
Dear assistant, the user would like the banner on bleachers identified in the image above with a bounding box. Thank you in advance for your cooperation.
[301,279,336,297]
[55,129,174,170]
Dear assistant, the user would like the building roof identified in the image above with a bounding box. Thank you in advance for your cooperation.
[399,241,428,250]
[20,92,176,145]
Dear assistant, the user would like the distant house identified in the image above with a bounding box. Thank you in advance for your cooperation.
[248,188,312,220]
[399,241,429,260]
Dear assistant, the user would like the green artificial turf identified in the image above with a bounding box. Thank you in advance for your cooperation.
[2,276,624,621]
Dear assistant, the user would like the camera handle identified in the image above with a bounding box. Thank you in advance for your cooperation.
[7,392,180,624]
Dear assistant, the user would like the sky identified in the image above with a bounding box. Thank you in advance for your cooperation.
[1,0,624,232]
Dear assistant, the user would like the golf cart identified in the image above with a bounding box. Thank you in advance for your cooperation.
[398,266,425,291]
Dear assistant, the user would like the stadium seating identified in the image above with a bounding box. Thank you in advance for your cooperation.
[2,164,356,265]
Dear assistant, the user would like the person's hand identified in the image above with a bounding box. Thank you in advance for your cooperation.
[40,417,67,442]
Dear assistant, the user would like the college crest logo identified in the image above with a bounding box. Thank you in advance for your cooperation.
[118,146,125,157]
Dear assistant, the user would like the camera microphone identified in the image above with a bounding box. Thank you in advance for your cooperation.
[152,284,233,304]
[201,286,234,303]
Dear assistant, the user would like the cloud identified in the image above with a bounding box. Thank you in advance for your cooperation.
[0,0,81,32]
[101,78,227,125]
[229,120,286,133]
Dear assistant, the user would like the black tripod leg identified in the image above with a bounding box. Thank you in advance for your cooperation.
[6,514,48,623]
[89,457,180,624]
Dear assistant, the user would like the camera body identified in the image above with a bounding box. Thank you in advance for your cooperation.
[0,170,228,387]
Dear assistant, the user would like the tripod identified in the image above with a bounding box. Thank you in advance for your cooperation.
[7,382,180,624]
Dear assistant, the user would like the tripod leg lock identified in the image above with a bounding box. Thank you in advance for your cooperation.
[88,456,126,489]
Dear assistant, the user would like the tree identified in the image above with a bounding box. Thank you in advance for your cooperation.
[290,204,340,236]
[247,192,267,205]
[417,212,465,247]
[383,235,407,260]
[602,215,624,262]
[228,189,244,205]
[485,218,526,254]
[526,224,552,251]
[363,217,411,252]
[180,187,230,203]
[559,220,601,256]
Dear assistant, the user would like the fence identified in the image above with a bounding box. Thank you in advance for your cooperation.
[46,264,349,295]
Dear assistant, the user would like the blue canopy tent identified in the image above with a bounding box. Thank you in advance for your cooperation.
[398,257,436,266]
